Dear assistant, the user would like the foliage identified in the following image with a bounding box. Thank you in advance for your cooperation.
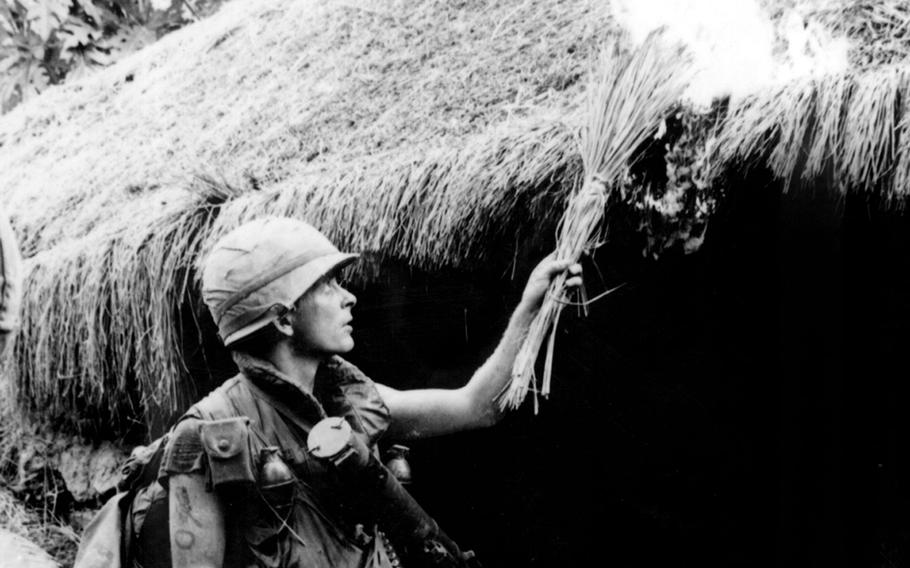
[0,395,79,567]
[0,0,223,113]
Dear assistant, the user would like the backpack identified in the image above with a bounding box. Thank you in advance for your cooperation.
[73,434,169,568]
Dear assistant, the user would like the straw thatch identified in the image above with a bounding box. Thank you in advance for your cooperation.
[806,0,910,67]
[0,0,617,433]
[717,0,910,196]
[717,64,910,197]
[760,0,910,67]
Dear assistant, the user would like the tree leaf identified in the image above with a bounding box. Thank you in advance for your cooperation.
[0,4,17,35]
[22,63,48,99]
[65,55,92,81]
[0,76,16,104]
[151,0,175,11]
[76,0,104,24]
[86,47,110,65]
[0,54,20,74]
[21,0,70,41]
[60,17,97,52]
[26,39,44,62]
[104,24,155,61]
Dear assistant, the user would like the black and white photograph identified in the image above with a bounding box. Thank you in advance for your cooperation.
[2,0,910,567]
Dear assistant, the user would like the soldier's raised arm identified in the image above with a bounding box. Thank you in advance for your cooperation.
[377,253,582,440]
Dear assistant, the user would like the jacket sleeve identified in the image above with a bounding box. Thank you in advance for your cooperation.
[322,356,391,445]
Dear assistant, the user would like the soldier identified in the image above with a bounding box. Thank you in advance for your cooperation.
[0,210,21,355]
[138,217,581,568]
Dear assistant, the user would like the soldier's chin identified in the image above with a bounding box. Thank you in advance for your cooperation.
[338,337,355,353]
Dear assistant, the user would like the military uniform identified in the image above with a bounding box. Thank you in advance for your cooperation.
[130,354,395,568]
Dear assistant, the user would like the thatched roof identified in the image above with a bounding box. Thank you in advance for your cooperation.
[0,0,614,433]
[4,0,910,435]
[719,64,910,198]
[719,0,910,196]
[803,0,910,68]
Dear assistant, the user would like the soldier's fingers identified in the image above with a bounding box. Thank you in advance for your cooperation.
[542,258,573,276]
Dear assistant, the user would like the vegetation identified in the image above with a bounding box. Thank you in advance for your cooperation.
[0,487,77,567]
[0,0,224,112]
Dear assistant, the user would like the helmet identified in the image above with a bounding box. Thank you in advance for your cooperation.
[201,217,358,347]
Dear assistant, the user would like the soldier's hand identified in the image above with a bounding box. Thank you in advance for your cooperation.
[520,253,583,311]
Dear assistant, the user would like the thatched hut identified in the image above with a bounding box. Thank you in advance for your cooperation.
[4,0,910,566]
[1,0,615,434]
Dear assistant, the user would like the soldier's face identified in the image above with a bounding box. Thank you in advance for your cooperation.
[290,274,357,356]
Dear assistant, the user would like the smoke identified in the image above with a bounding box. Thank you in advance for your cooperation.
[610,0,852,105]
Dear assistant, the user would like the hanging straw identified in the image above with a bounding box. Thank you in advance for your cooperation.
[502,31,694,411]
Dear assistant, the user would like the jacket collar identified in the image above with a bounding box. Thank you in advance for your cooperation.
[235,352,331,415]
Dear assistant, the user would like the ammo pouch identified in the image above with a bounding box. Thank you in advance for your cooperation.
[199,417,256,488]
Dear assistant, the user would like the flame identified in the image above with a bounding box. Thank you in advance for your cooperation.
[610,0,851,106]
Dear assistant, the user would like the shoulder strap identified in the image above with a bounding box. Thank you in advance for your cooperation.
[193,376,245,421]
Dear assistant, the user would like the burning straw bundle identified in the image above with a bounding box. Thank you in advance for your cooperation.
[502,32,694,411]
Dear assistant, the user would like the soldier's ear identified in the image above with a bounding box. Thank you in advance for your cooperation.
[273,306,294,337]
[273,317,293,337]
